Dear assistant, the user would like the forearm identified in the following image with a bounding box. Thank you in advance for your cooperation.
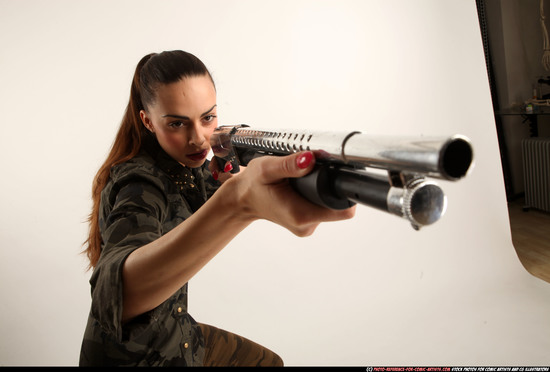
[121,177,252,323]
[120,152,354,323]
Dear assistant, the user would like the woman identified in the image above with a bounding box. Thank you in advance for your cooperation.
[79,50,355,366]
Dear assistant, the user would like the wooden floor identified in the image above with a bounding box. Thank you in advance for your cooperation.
[507,197,550,283]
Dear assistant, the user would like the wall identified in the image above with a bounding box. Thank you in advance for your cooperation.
[486,0,550,195]
[0,0,549,366]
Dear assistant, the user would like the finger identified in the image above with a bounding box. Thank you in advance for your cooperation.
[272,198,356,237]
[216,168,236,183]
[254,151,316,184]
[209,157,222,173]
[279,187,358,223]
[267,181,357,225]
[208,158,220,181]
[222,161,234,173]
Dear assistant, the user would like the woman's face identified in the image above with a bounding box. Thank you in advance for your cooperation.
[140,75,218,168]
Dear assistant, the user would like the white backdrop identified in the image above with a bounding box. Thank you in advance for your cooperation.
[1,0,549,366]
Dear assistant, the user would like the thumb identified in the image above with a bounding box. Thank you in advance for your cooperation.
[258,151,316,184]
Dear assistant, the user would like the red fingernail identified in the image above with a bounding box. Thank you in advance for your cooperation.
[296,152,314,169]
[212,171,219,180]
[224,162,233,173]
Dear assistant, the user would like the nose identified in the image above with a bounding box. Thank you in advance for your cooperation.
[189,122,206,147]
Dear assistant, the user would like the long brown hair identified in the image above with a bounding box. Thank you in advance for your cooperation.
[84,50,214,269]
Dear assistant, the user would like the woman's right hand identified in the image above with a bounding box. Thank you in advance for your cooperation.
[225,151,356,237]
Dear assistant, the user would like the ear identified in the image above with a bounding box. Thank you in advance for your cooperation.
[140,110,155,133]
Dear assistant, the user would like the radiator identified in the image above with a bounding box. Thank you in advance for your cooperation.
[522,138,550,212]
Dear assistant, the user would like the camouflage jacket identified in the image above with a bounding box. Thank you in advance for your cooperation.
[80,138,219,366]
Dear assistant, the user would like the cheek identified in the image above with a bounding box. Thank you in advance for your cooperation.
[204,125,217,142]
[158,131,186,149]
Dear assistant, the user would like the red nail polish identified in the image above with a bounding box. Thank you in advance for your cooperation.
[297,152,313,169]
[212,171,219,180]
[224,162,233,173]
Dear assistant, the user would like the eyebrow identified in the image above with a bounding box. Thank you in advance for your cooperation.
[162,104,217,120]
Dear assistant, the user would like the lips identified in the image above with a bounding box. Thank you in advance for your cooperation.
[187,149,208,161]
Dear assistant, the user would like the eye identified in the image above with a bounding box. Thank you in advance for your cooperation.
[203,115,217,123]
[168,121,187,128]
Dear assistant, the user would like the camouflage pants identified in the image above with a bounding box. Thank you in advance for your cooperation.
[199,323,284,367]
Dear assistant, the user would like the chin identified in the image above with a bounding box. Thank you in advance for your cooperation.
[181,158,206,168]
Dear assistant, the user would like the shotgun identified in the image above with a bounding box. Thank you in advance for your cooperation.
[210,125,474,230]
